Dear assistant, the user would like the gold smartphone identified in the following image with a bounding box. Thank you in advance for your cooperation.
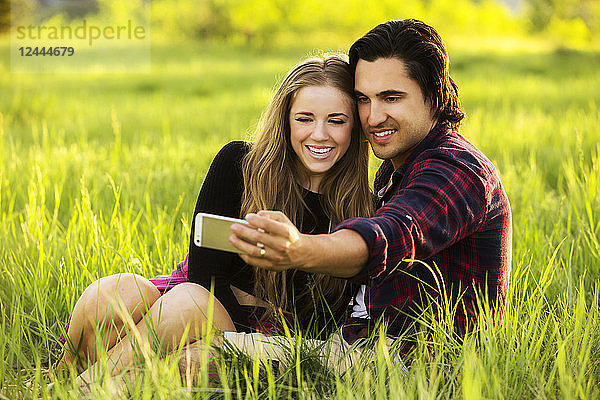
[194,212,248,254]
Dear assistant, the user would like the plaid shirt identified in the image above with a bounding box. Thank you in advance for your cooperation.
[337,123,512,344]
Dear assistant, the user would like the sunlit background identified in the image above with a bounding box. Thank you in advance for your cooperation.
[2,0,600,49]
[0,1,599,398]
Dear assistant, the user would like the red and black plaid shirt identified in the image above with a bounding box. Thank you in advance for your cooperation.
[336,123,512,344]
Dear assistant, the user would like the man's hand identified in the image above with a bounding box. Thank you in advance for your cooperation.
[229,210,313,271]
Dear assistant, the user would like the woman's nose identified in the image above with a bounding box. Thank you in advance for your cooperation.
[310,121,329,140]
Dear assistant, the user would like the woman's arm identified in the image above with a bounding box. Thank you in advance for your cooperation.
[186,141,251,329]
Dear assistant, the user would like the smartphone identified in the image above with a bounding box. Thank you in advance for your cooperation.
[194,212,248,254]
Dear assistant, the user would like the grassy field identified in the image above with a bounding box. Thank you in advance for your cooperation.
[1,39,600,399]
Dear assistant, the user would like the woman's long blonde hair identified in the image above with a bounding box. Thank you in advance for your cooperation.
[240,54,373,323]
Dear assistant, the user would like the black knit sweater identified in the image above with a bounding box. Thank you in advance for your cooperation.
[186,141,350,335]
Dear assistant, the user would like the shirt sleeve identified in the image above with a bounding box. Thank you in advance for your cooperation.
[334,153,489,284]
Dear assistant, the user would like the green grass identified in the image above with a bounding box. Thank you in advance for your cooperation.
[1,40,599,399]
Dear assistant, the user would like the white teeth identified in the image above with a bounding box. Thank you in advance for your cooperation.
[307,146,333,154]
[373,130,395,137]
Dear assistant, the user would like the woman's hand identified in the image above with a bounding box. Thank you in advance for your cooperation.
[229,210,312,271]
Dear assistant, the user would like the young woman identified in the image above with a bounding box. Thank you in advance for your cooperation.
[55,54,373,382]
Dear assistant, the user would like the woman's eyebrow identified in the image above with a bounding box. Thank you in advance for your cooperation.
[294,111,348,117]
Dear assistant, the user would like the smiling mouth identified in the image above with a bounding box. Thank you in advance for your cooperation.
[372,129,396,138]
[306,145,334,158]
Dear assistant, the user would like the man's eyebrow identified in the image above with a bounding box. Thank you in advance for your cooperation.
[377,90,406,97]
[354,89,407,98]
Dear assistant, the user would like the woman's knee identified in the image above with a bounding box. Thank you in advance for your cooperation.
[150,283,235,346]
[80,273,161,326]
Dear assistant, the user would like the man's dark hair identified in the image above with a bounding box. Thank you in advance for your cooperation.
[349,19,464,129]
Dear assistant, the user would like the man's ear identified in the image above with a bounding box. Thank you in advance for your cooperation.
[426,101,437,124]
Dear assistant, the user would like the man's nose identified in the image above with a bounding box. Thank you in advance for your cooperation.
[368,101,387,127]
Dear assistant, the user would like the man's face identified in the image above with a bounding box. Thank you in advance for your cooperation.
[355,57,436,169]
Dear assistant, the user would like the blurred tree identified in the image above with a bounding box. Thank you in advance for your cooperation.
[229,0,281,44]
[202,0,234,39]
[1,0,38,32]
[0,0,9,32]
[151,0,233,40]
[525,0,599,35]
[38,0,98,20]
[1,0,98,32]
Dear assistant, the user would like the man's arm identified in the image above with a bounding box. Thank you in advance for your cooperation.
[333,155,490,284]
[230,155,490,283]
[228,211,368,278]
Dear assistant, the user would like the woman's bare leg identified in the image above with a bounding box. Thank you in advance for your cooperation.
[55,273,161,373]
[75,282,235,386]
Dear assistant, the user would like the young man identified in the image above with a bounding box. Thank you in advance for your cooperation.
[231,19,512,346]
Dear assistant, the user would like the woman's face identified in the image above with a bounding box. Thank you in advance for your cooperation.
[288,85,354,190]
